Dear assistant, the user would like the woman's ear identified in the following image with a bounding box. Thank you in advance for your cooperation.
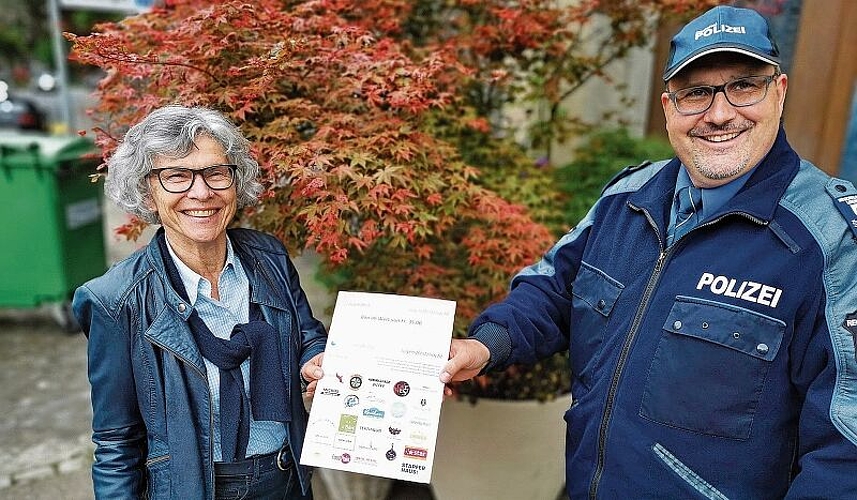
[143,176,158,212]
[143,187,157,213]
[144,197,155,212]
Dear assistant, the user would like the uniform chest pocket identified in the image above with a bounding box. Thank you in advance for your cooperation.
[569,262,624,385]
[640,296,785,440]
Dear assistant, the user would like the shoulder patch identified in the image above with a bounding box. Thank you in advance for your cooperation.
[845,312,857,362]
[826,178,857,240]
[601,160,653,195]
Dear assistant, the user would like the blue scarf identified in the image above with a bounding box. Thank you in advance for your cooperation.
[158,233,290,462]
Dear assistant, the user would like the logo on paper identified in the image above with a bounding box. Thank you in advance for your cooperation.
[357,440,379,452]
[338,414,358,433]
[369,377,390,388]
[409,430,428,443]
[363,407,385,419]
[401,463,426,474]
[354,456,378,467]
[349,374,363,390]
[390,401,406,418]
[333,433,355,451]
[393,381,410,397]
[404,447,428,460]
[409,417,431,428]
[344,395,359,408]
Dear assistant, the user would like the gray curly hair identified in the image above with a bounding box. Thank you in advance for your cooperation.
[104,105,264,224]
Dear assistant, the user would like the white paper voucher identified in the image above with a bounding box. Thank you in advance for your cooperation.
[299,291,456,483]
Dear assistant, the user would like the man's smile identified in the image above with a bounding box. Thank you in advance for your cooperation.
[700,131,741,143]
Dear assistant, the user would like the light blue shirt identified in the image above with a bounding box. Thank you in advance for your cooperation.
[671,165,753,225]
[165,236,287,461]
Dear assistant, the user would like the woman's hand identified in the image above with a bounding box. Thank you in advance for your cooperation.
[300,353,325,397]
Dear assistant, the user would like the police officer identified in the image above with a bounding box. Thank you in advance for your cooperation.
[441,5,857,498]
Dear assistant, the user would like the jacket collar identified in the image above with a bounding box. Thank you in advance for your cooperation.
[228,230,290,313]
[144,229,206,371]
[630,126,800,232]
[142,228,289,371]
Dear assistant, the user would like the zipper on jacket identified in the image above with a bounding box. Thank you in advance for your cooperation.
[147,337,217,499]
[587,207,767,498]
[588,233,669,499]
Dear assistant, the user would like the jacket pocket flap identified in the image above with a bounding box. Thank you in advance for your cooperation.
[571,262,624,318]
[664,296,785,361]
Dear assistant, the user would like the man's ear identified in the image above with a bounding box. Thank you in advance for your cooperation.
[775,73,788,112]
[661,91,671,115]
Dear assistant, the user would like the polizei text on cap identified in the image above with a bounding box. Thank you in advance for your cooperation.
[695,23,746,40]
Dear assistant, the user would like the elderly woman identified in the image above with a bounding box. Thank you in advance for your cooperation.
[73,105,327,499]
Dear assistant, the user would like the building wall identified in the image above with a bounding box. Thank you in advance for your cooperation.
[782,0,857,175]
[839,86,857,181]
[547,14,657,166]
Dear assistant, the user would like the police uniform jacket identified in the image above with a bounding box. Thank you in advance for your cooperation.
[73,228,327,499]
[472,127,857,498]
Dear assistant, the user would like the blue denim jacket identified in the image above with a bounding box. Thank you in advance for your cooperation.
[73,228,327,499]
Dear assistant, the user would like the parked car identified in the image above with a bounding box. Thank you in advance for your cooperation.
[0,95,47,131]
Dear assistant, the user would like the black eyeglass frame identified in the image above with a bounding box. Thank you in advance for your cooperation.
[667,73,781,116]
[150,164,238,194]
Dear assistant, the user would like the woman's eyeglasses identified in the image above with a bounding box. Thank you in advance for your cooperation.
[150,164,237,193]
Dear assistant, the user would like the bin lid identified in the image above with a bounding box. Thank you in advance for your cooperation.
[0,130,98,169]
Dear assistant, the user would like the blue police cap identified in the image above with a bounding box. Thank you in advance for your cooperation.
[663,5,780,81]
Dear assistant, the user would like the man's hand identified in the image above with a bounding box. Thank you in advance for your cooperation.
[439,338,491,395]
[300,353,325,397]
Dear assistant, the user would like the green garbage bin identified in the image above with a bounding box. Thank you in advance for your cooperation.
[0,131,106,330]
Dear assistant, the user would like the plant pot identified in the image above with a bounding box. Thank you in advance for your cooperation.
[431,395,569,500]
[315,468,394,500]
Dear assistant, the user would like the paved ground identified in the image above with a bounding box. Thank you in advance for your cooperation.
[0,205,433,499]
[0,309,94,498]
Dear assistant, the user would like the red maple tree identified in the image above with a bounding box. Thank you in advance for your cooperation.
[70,0,716,400]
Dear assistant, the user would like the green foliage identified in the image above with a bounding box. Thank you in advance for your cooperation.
[0,1,121,79]
[420,110,564,235]
[554,128,673,227]
[457,128,672,402]
[0,28,26,64]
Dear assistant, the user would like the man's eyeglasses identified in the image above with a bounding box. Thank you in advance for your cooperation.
[150,164,237,193]
[667,74,779,116]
